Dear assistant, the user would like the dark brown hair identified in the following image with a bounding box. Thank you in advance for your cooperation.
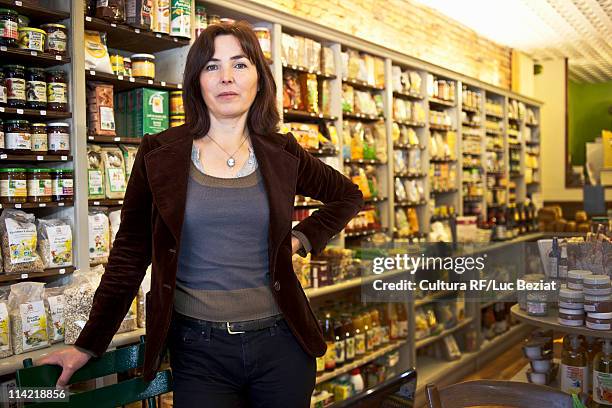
[183,21,279,138]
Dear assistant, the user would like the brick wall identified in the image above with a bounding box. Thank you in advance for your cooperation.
[252,0,512,89]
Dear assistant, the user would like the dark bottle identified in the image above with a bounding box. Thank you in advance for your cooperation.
[322,310,336,372]
[333,311,346,368]
[342,313,355,363]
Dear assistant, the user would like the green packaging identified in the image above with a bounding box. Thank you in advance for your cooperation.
[126,88,169,137]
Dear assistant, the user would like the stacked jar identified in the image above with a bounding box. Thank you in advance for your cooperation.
[558,286,584,327]
[3,119,70,155]
[170,90,185,127]
[583,275,612,331]
[2,65,68,112]
[0,7,68,55]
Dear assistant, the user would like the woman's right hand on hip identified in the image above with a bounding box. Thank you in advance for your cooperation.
[36,346,92,388]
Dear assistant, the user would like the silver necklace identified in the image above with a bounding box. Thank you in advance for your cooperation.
[207,134,248,168]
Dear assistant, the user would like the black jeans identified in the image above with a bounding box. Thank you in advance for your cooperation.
[168,313,317,408]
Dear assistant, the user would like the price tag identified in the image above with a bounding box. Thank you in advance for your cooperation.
[14,204,21,208]
[55,55,62,60]
[114,137,120,142]
[61,156,68,161]
[88,136,94,140]
[58,202,65,207]
[155,33,162,38]
[59,269,66,275]
[16,109,23,115]
[129,77,135,82]
[178,84,183,89]
[134,28,141,33]
[93,201,100,206]
[0,107,4,112]
[0,154,6,159]
[38,203,46,207]
[111,23,117,27]
[147,80,153,84]
[117,75,124,80]
[173,38,178,42]
[40,110,46,116]
[161,81,166,86]
[15,1,22,6]
[86,16,92,22]
[20,274,28,279]
[36,156,43,161]
[0,46,6,52]
[89,70,95,76]
[30,51,37,56]
[118,200,124,205]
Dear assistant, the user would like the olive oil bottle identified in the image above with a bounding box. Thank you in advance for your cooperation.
[592,339,612,407]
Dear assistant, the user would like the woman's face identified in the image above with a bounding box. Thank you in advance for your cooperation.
[200,34,259,121]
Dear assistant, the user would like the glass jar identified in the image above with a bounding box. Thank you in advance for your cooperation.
[123,57,132,77]
[0,69,6,106]
[0,167,27,204]
[170,115,185,127]
[5,64,26,108]
[0,119,4,152]
[0,9,19,47]
[131,54,155,79]
[40,24,68,56]
[110,54,125,76]
[26,67,46,109]
[4,119,30,153]
[17,27,46,52]
[46,70,68,112]
[47,122,70,155]
[30,123,47,154]
[27,168,52,203]
[170,90,183,115]
[52,168,73,202]
[194,4,207,38]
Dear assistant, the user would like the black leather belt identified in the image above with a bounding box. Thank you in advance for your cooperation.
[175,313,284,334]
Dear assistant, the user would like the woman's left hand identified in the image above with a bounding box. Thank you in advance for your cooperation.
[291,236,301,255]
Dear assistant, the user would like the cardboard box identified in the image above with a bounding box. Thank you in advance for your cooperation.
[125,88,169,137]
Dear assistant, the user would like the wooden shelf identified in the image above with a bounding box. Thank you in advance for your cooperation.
[430,215,454,222]
[395,119,426,127]
[86,71,182,92]
[87,135,143,144]
[0,154,72,162]
[89,199,124,207]
[84,16,190,53]
[395,172,426,179]
[462,105,479,114]
[305,147,339,157]
[395,200,426,207]
[485,111,504,119]
[343,112,383,122]
[282,63,336,80]
[428,97,456,108]
[394,144,426,150]
[415,290,457,307]
[431,188,458,194]
[0,201,73,210]
[342,78,384,92]
[429,124,454,132]
[0,266,75,284]
[430,158,457,164]
[393,90,424,100]
[283,109,337,121]
[304,269,407,298]
[415,318,474,350]
[316,340,407,384]
[0,46,70,67]
[462,122,481,128]
[364,196,387,203]
[344,158,384,165]
[344,228,385,238]
[0,107,71,121]
[485,130,503,136]
[0,0,69,22]
[463,196,484,203]
[294,200,322,208]
[526,122,539,127]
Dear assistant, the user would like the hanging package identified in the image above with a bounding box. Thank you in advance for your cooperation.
[8,281,49,354]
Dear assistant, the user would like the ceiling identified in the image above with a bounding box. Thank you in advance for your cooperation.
[415,0,612,83]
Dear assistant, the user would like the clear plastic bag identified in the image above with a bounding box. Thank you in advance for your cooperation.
[43,285,65,344]
[8,282,49,354]
[0,210,44,274]
[63,269,102,345]
[37,218,73,269]
[0,287,12,358]
[89,209,110,266]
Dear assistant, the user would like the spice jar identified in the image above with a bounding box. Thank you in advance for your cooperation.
[0,70,6,106]
[110,54,125,76]
[0,167,27,204]
[0,9,19,47]
[5,119,30,153]
[584,275,612,296]
[5,65,26,108]
[586,313,612,331]
[527,292,548,316]
[40,24,68,56]
[123,57,132,77]
[170,90,183,115]
[559,287,584,310]
[131,54,155,79]
[26,67,47,109]
[52,168,73,202]
[47,122,70,155]
[17,27,46,52]
[584,295,612,313]
[253,27,271,60]
[46,70,68,112]
[30,123,47,154]
[27,168,52,203]
[558,308,585,327]
[567,270,592,290]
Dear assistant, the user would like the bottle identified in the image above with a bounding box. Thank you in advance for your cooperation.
[561,334,588,395]
[349,368,365,394]
[559,244,568,280]
[316,318,326,375]
[396,304,408,338]
[549,237,560,279]
[342,313,355,363]
[586,336,602,398]
[388,303,399,341]
[370,308,381,349]
[362,309,374,352]
[592,339,612,406]
[334,311,346,368]
[323,310,336,372]
[352,312,366,357]
[379,305,390,345]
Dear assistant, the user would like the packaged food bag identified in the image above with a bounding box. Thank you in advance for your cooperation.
[101,147,127,199]
[0,210,44,274]
[37,218,73,269]
[8,282,49,354]
[89,209,110,266]
[109,209,121,249]
[0,287,12,358]
[63,269,102,344]
[87,144,106,200]
[84,31,113,74]
[43,285,65,343]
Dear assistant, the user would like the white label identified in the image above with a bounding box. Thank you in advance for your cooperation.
[16,109,23,115]
[549,258,558,278]
[15,1,22,6]
[6,132,31,150]
[40,110,46,116]
[561,364,588,395]
[45,225,72,267]
[27,178,52,198]
[49,132,70,152]
[47,295,65,342]
[0,46,6,52]
[5,217,37,264]
[88,170,103,196]
[55,55,62,60]
[36,156,43,161]
[20,274,27,279]
[134,28,140,33]
[1,179,27,199]
[89,70,95,75]
[161,81,166,86]
[61,156,67,161]
[100,106,116,131]
[117,75,124,81]
[31,133,48,152]
[59,268,65,274]
[86,16,92,21]
[0,303,8,352]
[38,203,45,207]
[106,168,126,193]
[19,300,48,351]
[593,370,612,405]
[89,213,109,260]
[129,78,135,83]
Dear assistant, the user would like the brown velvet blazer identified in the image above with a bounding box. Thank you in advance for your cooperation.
[75,125,364,381]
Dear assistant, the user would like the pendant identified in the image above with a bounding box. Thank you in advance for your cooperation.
[227,157,236,168]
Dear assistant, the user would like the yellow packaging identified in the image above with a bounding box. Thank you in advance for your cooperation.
[152,0,171,34]
[603,130,612,169]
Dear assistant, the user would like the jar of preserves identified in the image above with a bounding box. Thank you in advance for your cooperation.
[0,167,27,204]
[27,168,52,203]
[0,9,18,47]
[52,168,73,202]
[5,119,30,153]
[0,69,6,106]
[5,64,26,108]
[40,24,68,56]
[170,90,183,115]
[46,70,68,112]
[131,54,155,79]
[26,67,46,109]
[253,27,271,60]
[30,123,47,154]
[17,27,46,52]
[47,122,70,155]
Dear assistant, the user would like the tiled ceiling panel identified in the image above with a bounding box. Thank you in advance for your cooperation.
[415,0,612,83]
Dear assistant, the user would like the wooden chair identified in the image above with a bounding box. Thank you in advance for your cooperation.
[15,335,173,408]
[426,380,578,408]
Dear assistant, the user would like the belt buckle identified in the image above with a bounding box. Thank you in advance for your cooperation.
[226,322,245,334]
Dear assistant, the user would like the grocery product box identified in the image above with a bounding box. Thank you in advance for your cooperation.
[122,88,169,137]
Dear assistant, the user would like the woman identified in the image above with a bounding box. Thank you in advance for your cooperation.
[38,21,363,407]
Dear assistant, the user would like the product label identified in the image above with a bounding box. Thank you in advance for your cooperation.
[527,302,546,315]
[324,341,335,370]
[0,20,18,40]
[100,106,115,131]
[355,333,366,355]
[549,258,558,278]
[6,78,25,101]
[47,30,67,53]
[27,81,47,103]
[6,131,31,150]
[0,84,6,104]
[1,179,27,198]
[45,225,72,267]
[587,321,612,331]
[53,178,73,197]
[89,213,109,260]
[366,328,375,351]
[594,370,612,405]
[381,326,390,344]
[334,340,345,364]
[0,131,4,149]
[19,300,48,352]
[49,132,69,152]
[561,364,588,395]
[19,30,44,51]
[154,0,171,34]
[31,133,48,152]
[88,169,103,196]
[47,294,65,341]
[97,0,109,6]
[47,82,67,104]
[399,320,408,338]
[316,356,325,373]
[390,322,399,340]
[27,178,52,197]
[5,218,37,264]
[106,168,126,193]
[0,303,9,352]
[170,0,191,37]
[345,337,355,360]
[559,264,568,279]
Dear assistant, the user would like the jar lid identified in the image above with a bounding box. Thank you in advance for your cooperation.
[123,57,131,61]
[559,308,585,315]
[559,288,584,299]
[18,27,46,35]
[0,168,27,172]
[131,53,155,60]
[47,122,69,127]
[5,119,29,124]
[40,23,67,29]
[568,270,592,280]
[30,123,46,127]
[584,275,611,285]
[588,312,612,320]
[170,90,183,95]
[0,8,18,15]
[28,168,51,173]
